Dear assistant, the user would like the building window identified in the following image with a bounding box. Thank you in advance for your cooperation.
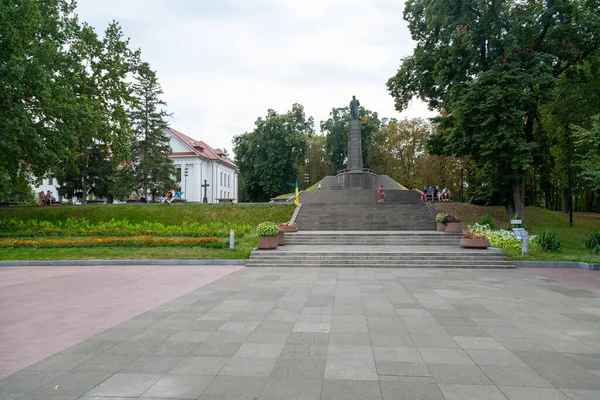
[49,177,53,185]
[176,168,182,182]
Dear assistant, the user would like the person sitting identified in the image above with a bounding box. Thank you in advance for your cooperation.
[38,191,46,206]
[433,186,440,201]
[426,186,434,201]
[444,189,453,202]
[138,188,147,203]
[162,189,173,203]
[175,188,182,199]
[45,190,52,206]
[420,185,428,201]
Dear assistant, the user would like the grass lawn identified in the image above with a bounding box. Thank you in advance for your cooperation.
[0,235,259,261]
[0,203,295,226]
[436,203,600,264]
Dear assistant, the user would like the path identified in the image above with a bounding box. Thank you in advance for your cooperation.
[0,265,242,379]
[1,266,599,399]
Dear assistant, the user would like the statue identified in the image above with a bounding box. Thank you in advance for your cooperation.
[349,95,360,121]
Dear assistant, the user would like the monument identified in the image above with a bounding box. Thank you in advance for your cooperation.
[336,95,376,189]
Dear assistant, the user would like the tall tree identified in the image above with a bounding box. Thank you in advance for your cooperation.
[128,62,176,198]
[298,135,332,189]
[321,107,381,173]
[388,0,600,223]
[233,104,312,202]
[0,0,79,195]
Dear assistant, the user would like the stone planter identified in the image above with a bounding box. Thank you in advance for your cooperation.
[460,238,490,249]
[436,223,445,232]
[258,235,278,250]
[279,225,297,233]
[445,222,462,233]
[277,231,285,246]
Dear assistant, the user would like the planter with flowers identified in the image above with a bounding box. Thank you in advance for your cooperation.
[435,213,447,232]
[278,222,297,233]
[443,213,462,233]
[460,232,490,249]
[257,222,280,250]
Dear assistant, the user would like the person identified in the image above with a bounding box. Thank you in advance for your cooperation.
[162,189,173,203]
[45,190,52,205]
[420,185,428,201]
[38,191,46,206]
[444,189,453,202]
[441,187,448,201]
[377,185,385,203]
[317,183,321,191]
[138,188,147,203]
[349,95,360,121]
[175,188,182,198]
[426,186,434,201]
[433,186,440,202]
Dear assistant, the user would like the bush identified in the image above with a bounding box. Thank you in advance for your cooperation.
[536,229,563,252]
[256,222,279,237]
[435,213,447,223]
[477,215,496,230]
[468,223,539,250]
[585,232,600,250]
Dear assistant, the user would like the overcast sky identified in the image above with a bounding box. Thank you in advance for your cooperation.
[76,0,436,155]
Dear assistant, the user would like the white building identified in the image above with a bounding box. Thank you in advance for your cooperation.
[167,128,238,203]
[31,127,239,203]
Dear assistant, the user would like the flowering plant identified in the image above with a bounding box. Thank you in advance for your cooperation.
[0,236,223,249]
[256,222,280,237]
[462,232,487,240]
[442,212,460,224]
[278,222,297,227]
[435,213,447,223]
[468,223,539,250]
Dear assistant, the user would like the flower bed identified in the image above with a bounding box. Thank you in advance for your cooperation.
[468,223,539,250]
[0,218,251,238]
[0,236,225,249]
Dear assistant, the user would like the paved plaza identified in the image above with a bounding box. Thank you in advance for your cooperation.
[1,266,600,399]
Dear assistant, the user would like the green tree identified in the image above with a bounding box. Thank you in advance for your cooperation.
[0,0,79,192]
[321,107,381,173]
[128,62,176,198]
[233,104,312,202]
[388,0,600,223]
[298,135,332,189]
[574,115,600,189]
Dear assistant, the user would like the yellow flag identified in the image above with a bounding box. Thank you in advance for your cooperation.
[294,180,299,205]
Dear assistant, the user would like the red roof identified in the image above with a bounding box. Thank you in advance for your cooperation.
[168,127,237,168]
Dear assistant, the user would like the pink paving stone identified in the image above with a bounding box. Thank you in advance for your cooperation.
[0,265,242,379]
[522,268,600,294]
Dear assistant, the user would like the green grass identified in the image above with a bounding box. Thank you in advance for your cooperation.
[0,204,295,226]
[0,234,259,260]
[271,193,294,200]
[436,203,600,263]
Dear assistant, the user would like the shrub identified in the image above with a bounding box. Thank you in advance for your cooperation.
[468,223,539,250]
[477,215,496,230]
[585,232,600,250]
[435,213,447,223]
[256,222,279,237]
[535,229,563,252]
[443,212,460,224]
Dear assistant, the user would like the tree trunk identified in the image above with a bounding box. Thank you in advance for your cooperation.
[561,188,568,213]
[81,178,88,205]
[596,189,600,213]
[505,179,526,225]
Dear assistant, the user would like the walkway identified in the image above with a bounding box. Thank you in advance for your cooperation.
[1,267,599,399]
[0,265,242,379]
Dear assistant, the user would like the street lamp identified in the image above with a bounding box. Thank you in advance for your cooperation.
[304,173,310,189]
[184,167,188,200]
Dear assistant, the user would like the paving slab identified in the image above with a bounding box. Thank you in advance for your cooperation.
[1,266,600,399]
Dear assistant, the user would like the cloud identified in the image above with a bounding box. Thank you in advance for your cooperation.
[75,0,437,155]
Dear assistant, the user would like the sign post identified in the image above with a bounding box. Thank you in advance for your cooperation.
[511,220,528,257]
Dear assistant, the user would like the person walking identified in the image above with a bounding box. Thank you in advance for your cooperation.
[377,185,385,203]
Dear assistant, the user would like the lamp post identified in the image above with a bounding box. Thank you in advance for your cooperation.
[184,167,188,200]
[304,173,310,189]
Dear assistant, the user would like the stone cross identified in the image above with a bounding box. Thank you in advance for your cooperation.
[201,179,210,203]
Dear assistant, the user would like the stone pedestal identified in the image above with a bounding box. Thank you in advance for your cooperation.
[347,120,363,170]
[337,170,376,189]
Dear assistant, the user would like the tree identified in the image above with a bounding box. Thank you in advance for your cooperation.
[128,62,176,198]
[233,104,312,202]
[0,0,80,189]
[388,0,600,223]
[574,115,600,189]
[55,144,130,203]
[298,135,332,189]
[321,107,382,173]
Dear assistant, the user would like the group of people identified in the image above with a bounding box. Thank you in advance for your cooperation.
[137,188,182,204]
[37,190,56,206]
[421,185,452,202]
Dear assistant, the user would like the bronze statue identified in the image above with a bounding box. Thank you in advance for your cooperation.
[349,95,360,121]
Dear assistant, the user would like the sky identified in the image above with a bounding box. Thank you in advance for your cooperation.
[75,0,437,155]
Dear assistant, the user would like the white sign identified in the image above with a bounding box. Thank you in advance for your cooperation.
[511,220,522,225]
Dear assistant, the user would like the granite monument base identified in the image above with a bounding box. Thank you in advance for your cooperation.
[336,169,377,190]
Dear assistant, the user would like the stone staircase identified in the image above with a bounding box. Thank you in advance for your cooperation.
[296,176,435,231]
[247,175,515,269]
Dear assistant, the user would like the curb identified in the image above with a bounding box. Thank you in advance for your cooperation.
[514,261,600,271]
[0,260,248,267]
